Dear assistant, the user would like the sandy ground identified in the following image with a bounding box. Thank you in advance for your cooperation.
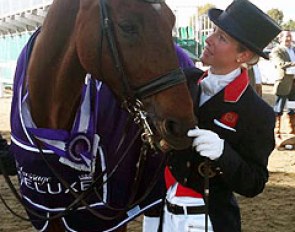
[1,85,295,231]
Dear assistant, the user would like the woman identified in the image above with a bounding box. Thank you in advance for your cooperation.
[164,0,281,232]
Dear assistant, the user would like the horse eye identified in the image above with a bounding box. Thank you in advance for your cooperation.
[118,23,138,35]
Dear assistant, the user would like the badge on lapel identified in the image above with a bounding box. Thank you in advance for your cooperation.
[214,112,239,132]
[220,112,239,128]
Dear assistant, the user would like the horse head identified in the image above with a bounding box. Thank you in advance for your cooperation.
[75,0,196,150]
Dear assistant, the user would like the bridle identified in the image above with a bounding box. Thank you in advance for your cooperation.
[100,0,186,149]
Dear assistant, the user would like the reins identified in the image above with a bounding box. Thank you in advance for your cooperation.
[204,159,210,232]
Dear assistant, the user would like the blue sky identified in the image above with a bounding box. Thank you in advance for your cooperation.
[169,0,294,22]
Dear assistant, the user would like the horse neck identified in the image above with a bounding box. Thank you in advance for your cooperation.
[27,0,87,130]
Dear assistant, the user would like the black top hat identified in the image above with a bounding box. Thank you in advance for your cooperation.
[208,0,281,59]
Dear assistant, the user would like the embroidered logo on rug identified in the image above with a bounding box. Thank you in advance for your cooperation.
[67,133,92,164]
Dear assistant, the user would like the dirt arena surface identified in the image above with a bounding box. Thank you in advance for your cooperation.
[1,85,295,231]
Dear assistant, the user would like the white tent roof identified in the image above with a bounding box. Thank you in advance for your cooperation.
[0,0,52,36]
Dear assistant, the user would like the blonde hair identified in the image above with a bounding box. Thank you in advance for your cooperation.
[246,54,260,65]
[237,43,260,66]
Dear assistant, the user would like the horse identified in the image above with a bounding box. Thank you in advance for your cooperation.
[9,0,196,231]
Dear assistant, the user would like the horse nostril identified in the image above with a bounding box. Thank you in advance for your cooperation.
[164,119,184,137]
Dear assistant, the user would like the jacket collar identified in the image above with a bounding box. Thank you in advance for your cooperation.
[198,68,249,103]
[224,68,249,102]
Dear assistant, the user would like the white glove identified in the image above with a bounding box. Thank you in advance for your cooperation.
[187,128,224,160]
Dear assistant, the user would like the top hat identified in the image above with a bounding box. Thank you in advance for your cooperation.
[208,0,281,59]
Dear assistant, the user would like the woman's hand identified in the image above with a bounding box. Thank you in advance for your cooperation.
[187,128,224,160]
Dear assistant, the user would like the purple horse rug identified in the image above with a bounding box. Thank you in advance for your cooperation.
[10,29,165,231]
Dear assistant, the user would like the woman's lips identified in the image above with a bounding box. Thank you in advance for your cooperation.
[203,47,213,56]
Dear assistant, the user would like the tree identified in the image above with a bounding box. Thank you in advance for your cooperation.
[267,8,284,26]
[282,20,295,30]
[198,3,216,16]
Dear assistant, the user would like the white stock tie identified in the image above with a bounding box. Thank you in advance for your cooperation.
[199,68,241,105]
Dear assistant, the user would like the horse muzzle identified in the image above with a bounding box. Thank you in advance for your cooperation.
[153,118,195,152]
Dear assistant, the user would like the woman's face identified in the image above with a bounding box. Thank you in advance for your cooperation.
[201,26,242,74]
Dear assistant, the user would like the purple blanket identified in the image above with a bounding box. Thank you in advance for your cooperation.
[10,29,165,231]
